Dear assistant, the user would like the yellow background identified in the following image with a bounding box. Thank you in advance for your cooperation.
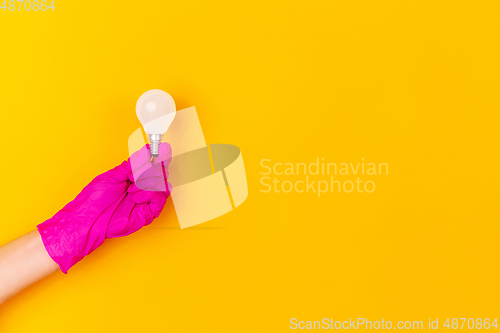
[1,0,499,332]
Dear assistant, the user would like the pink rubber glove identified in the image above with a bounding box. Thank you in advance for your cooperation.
[37,143,172,274]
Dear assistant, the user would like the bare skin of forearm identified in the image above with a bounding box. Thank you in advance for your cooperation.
[0,230,59,305]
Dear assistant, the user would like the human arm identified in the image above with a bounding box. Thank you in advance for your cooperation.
[0,230,59,304]
[0,143,171,304]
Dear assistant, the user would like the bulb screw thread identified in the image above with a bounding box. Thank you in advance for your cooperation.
[148,134,163,158]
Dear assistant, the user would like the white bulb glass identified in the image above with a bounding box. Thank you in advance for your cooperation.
[136,89,176,157]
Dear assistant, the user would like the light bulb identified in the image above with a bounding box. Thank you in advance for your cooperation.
[136,89,176,157]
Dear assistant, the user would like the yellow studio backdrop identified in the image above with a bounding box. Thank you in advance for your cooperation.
[0,0,499,332]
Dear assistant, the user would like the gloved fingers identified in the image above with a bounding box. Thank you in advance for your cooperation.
[148,191,168,218]
[129,142,171,171]
[132,177,167,193]
[107,195,163,238]
[154,142,172,165]
[130,144,171,190]
[128,142,172,185]
[128,144,154,179]
[128,182,169,203]
[37,143,172,274]
[133,164,167,190]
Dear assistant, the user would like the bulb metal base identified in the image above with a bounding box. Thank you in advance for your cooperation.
[148,134,163,158]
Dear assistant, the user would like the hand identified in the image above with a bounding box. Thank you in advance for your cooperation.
[37,142,172,274]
